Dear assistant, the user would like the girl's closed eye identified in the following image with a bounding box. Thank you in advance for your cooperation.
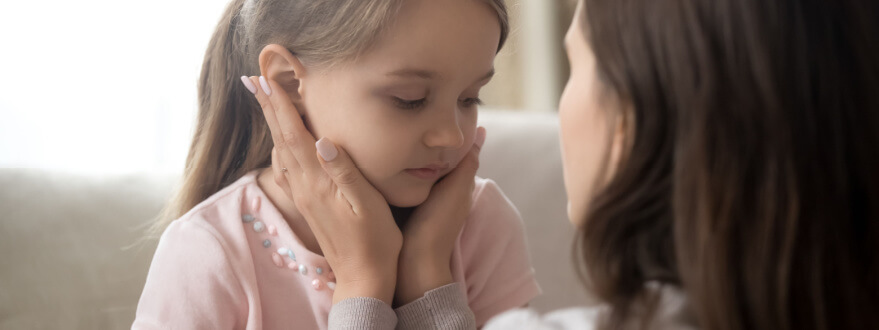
[459,97,484,108]
[393,96,483,110]
[393,97,428,110]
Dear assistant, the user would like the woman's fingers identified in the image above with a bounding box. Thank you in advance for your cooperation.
[244,76,375,214]
[245,76,321,176]
[438,126,486,190]
[271,147,294,199]
[245,76,282,145]
[315,137,382,214]
[246,76,309,200]
[260,77,322,174]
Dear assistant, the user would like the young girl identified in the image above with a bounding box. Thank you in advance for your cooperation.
[133,0,540,328]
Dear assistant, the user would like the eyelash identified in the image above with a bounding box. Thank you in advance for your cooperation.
[460,97,485,108]
[392,97,484,110]
[393,97,427,110]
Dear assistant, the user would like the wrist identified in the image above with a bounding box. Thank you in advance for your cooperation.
[394,254,453,306]
[399,241,453,265]
[333,270,398,306]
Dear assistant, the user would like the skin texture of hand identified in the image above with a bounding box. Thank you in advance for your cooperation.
[394,127,486,306]
[245,76,402,306]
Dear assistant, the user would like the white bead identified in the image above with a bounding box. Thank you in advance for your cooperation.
[253,221,265,232]
[277,247,289,255]
[299,264,308,276]
[327,282,336,291]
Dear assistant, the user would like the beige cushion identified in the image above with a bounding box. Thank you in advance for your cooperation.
[477,111,590,311]
[0,110,588,328]
[0,171,172,329]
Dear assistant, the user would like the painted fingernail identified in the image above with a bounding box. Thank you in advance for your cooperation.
[475,127,487,148]
[316,138,338,162]
[241,76,257,94]
[259,76,272,96]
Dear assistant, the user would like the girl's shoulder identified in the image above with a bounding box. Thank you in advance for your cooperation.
[470,176,514,212]
[458,177,542,325]
[467,176,523,229]
[136,173,262,329]
[167,171,262,247]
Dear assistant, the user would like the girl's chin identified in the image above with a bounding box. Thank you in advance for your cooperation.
[383,187,431,208]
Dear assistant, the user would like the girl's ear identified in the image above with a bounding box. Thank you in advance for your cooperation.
[258,44,308,103]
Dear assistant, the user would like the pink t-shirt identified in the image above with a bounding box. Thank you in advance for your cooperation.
[133,172,541,329]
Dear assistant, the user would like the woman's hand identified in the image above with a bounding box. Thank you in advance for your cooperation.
[244,76,402,305]
[394,127,486,306]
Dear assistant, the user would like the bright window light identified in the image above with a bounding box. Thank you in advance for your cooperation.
[0,0,230,174]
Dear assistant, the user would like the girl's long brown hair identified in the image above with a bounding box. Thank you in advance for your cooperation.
[575,0,879,329]
[154,0,510,234]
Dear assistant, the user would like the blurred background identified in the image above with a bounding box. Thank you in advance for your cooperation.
[0,0,576,175]
[1,1,584,328]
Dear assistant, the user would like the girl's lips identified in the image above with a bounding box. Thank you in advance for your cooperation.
[406,168,442,180]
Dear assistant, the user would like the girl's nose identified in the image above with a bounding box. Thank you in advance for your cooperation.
[423,110,465,149]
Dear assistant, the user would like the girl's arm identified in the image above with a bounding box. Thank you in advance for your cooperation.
[453,179,542,325]
[133,220,247,329]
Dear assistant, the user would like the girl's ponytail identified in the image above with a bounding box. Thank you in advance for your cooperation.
[155,0,272,232]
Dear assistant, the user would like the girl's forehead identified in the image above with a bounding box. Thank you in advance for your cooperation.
[353,0,501,83]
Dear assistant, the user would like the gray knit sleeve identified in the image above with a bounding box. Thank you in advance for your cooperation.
[328,297,397,330]
[395,283,477,330]
[327,283,475,330]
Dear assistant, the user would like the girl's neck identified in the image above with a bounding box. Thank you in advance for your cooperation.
[255,168,323,256]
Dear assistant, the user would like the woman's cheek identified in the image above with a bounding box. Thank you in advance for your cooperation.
[559,79,592,224]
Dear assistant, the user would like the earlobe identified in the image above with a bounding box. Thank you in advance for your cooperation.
[258,44,308,102]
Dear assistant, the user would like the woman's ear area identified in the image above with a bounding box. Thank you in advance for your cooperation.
[258,44,307,100]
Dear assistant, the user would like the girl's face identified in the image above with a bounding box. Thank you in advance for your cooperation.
[559,3,626,226]
[298,0,500,207]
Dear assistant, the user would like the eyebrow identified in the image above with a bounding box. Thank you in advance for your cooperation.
[387,68,495,83]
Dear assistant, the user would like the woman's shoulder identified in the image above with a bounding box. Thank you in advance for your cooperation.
[483,283,696,330]
[484,306,604,330]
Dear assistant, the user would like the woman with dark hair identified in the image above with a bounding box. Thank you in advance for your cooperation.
[249,0,879,328]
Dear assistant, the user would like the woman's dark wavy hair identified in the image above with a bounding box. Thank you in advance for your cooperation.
[573,0,879,329]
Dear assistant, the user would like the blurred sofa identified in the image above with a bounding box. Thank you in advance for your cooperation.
[0,110,589,329]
